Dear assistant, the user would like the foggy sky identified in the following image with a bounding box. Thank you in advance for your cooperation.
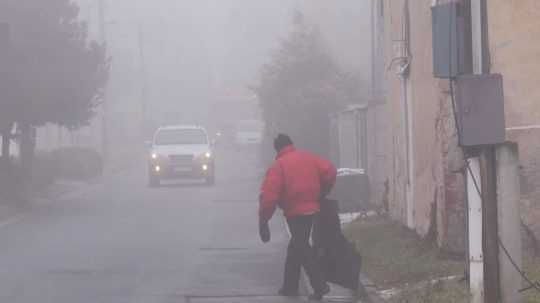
[76,0,372,127]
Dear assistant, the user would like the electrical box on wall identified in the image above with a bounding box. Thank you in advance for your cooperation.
[454,74,506,147]
[432,2,472,78]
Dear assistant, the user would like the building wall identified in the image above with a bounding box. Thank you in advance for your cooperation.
[36,119,103,153]
[367,102,390,208]
[488,0,540,129]
[367,0,390,211]
[381,0,467,252]
[378,0,540,251]
[488,0,540,176]
[382,0,407,226]
[408,0,443,237]
[488,0,540,238]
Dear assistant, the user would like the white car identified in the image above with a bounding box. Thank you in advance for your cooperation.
[148,125,215,186]
[234,120,263,145]
[235,130,263,145]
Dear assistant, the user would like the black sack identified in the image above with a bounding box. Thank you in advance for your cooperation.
[313,198,362,290]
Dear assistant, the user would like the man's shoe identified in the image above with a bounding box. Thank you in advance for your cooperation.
[308,284,330,301]
[278,288,299,297]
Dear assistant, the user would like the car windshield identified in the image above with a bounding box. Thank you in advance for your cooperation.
[154,129,207,145]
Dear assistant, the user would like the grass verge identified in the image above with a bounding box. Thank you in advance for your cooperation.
[344,217,467,302]
[388,279,469,303]
[524,256,540,303]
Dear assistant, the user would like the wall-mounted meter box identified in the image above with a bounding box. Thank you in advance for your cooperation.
[432,2,472,78]
[454,74,506,147]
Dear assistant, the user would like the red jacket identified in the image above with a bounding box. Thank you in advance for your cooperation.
[259,146,337,222]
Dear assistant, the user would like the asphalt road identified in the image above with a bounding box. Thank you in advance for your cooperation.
[0,147,316,303]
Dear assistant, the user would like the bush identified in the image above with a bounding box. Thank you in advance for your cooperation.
[0,147,102,201]
[52,147,103,180]
[31,151,59,189]
[0,159,23,201]
[0,153,56,201]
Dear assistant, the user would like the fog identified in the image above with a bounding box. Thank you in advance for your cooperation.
[1,2,535,302]
[0,2,376,302]
[74,0,372,146]
[76,1,293,131]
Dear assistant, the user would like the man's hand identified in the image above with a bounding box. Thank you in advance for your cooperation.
[259,220,271,243]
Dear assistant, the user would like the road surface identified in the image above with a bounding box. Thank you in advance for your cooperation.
[0,147,326,303]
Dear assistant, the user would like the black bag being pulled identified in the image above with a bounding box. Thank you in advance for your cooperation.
[313,198,362,290]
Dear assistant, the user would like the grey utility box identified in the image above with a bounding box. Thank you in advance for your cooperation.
[327,168,371,213]
[454,74,506,147]
[432,2,472,78]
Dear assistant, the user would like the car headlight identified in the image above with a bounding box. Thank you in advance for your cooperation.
[204,151,212,159]
[151,153,158,160]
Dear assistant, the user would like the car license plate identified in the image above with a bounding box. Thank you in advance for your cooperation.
[174,166,192,172]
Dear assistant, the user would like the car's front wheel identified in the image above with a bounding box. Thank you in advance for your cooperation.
[205,174,215,186]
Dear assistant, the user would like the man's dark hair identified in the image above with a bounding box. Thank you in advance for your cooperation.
[274,134,294,152]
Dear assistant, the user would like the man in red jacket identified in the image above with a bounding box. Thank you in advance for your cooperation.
[259,134,337,301]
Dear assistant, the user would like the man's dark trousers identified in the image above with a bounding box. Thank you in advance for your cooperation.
[282,214,327,293]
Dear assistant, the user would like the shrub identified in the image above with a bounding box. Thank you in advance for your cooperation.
[0,159,22,201]
[0,153,56,201]
[31,151,59,189]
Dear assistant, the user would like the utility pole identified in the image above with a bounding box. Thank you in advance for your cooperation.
[472,0,501,302]
[470,1,502,302]
[137,21,148,140]
[465,0,484,297]
[98,0,108,161]
[480,148,501,303]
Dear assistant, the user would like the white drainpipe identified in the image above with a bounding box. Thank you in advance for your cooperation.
[399,0,415,229]
[400,74,415,229]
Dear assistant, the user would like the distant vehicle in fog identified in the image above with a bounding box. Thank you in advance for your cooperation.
[235,120,264,146]
[147,125,215,186]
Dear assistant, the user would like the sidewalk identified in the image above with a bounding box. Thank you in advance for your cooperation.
[0,198,27,224]
[0,177,104,229]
